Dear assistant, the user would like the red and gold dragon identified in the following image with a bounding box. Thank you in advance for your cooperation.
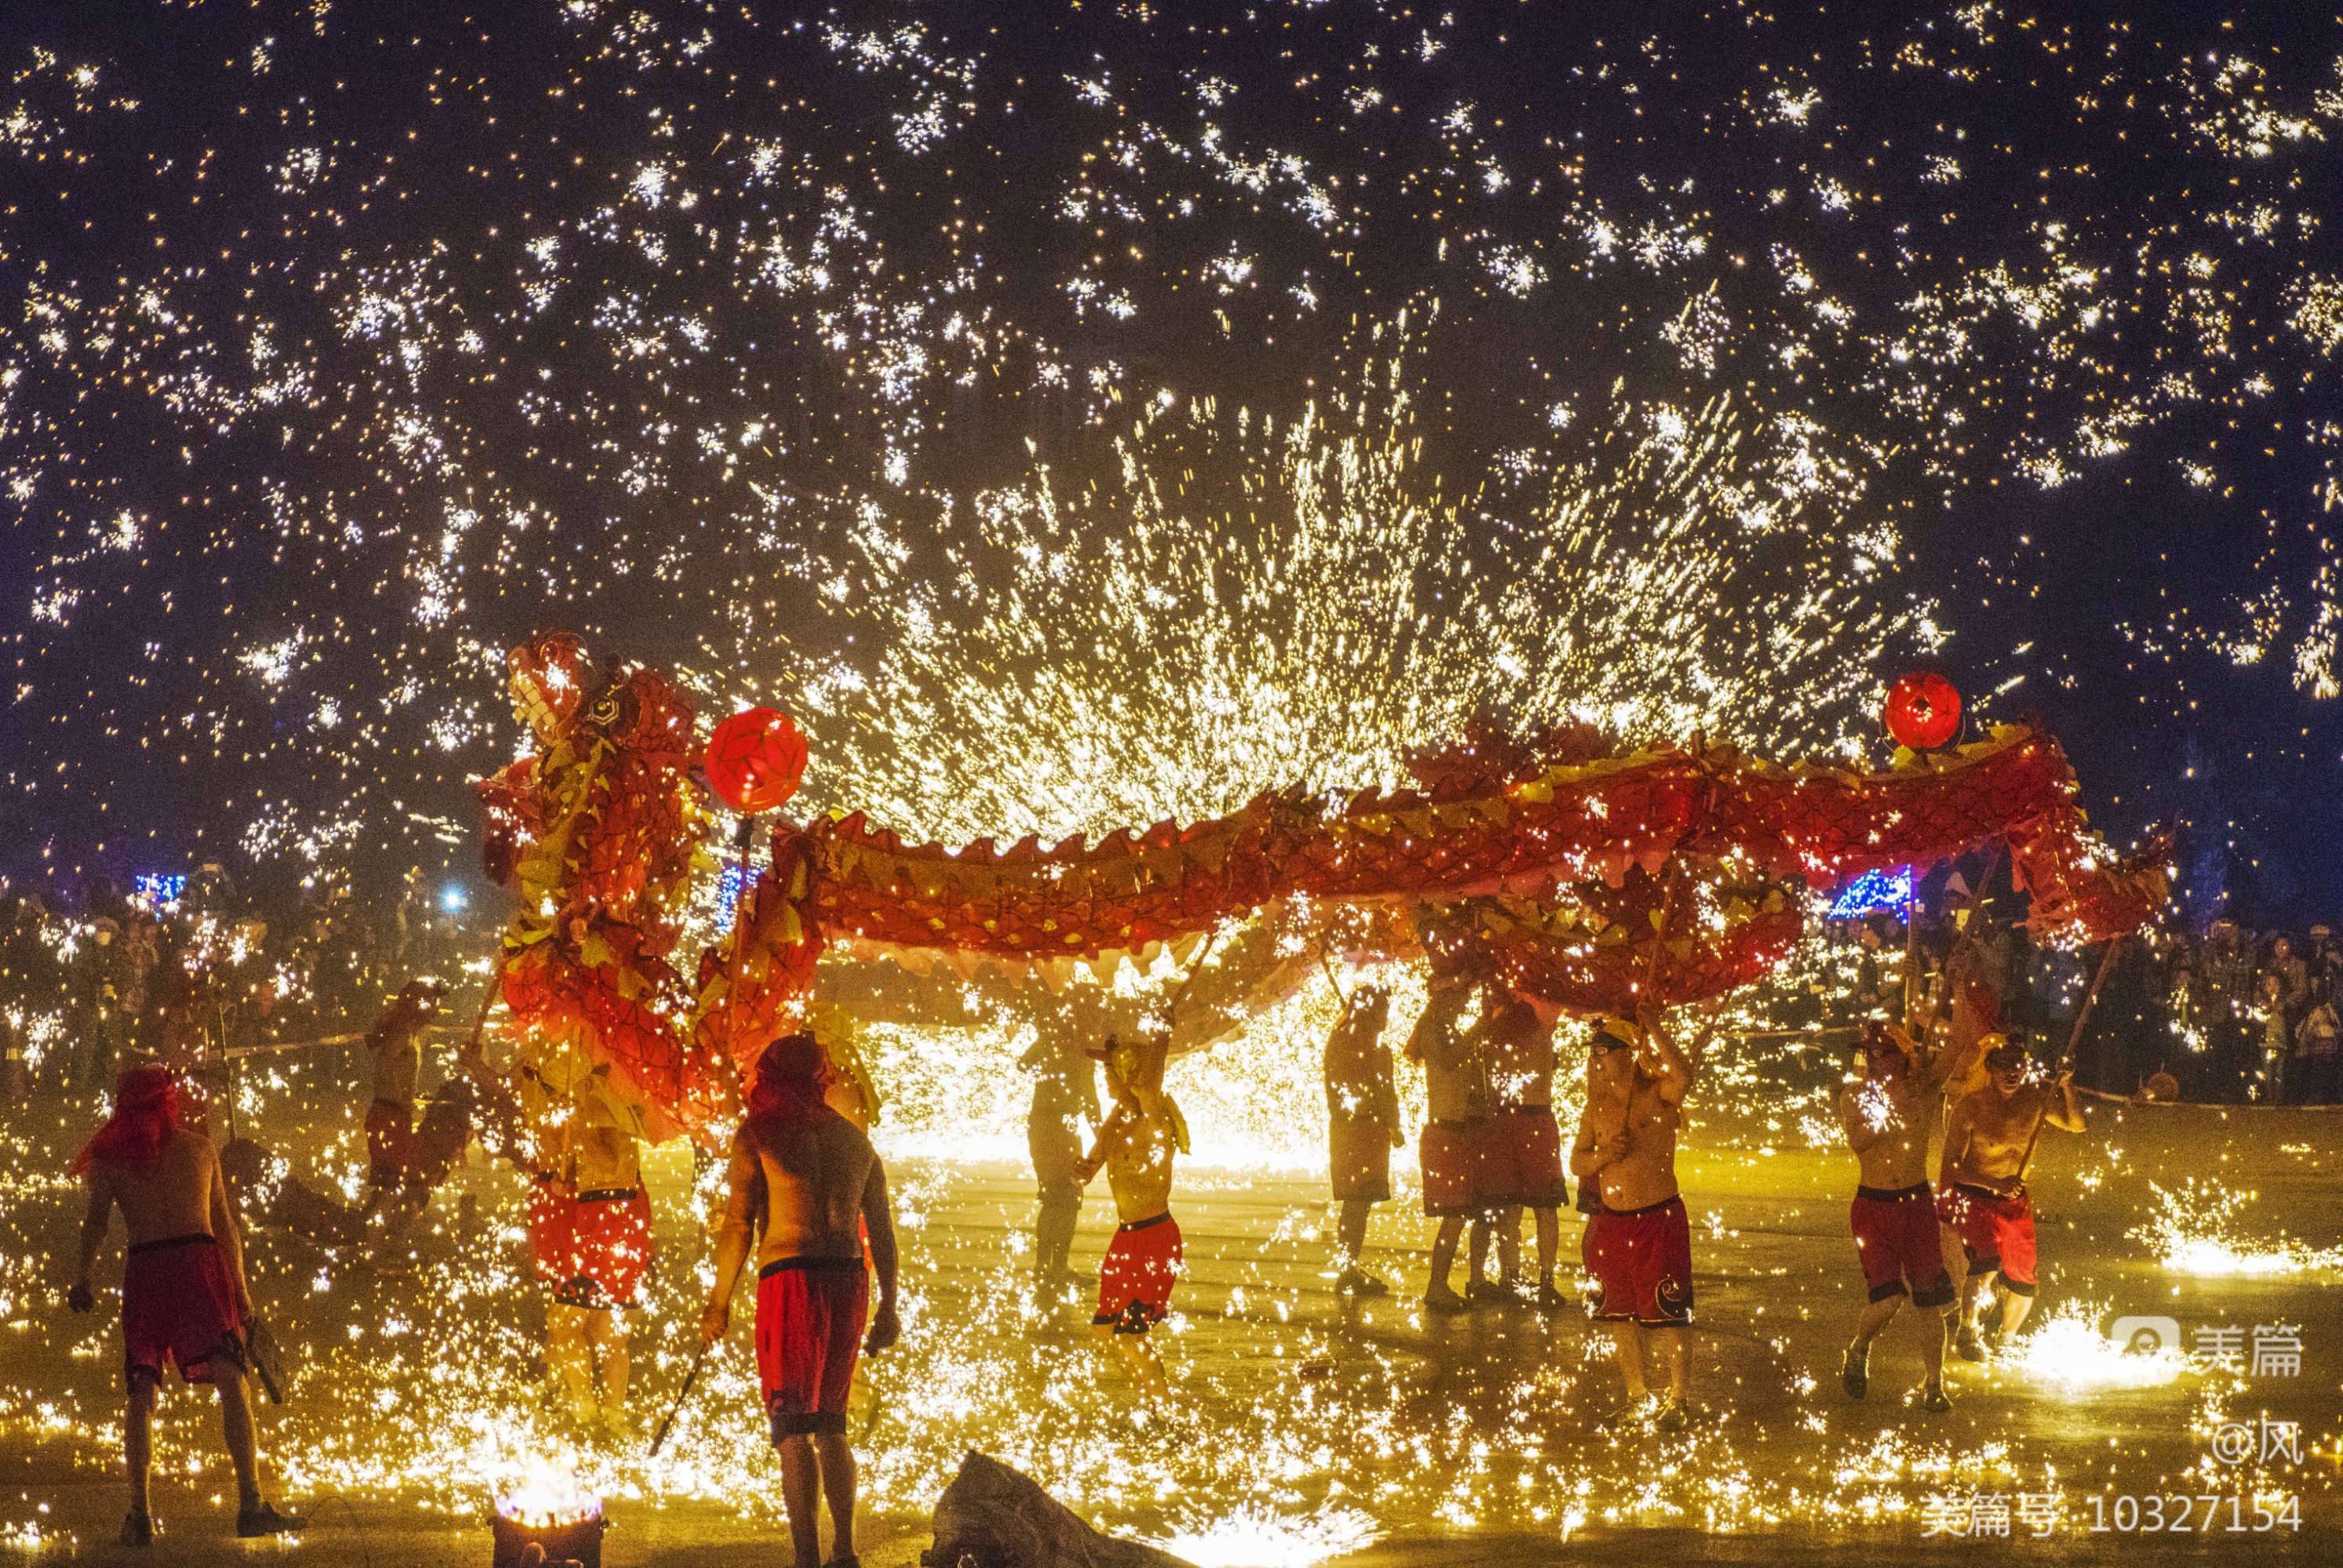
[478,633,2166,1139]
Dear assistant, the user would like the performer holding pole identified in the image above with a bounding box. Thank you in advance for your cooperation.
[1936,1027,2089,1361]
[702,1034,902,1568]
[1571,1004,1705,1430]
[1073,1027,1189,1406]
[1836,1011,1985,1414]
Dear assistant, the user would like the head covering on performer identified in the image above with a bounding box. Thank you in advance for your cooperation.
[72,1064,183,1178]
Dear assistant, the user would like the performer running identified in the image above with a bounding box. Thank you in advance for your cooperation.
[1409,968,1492,1313]
[1019,1032,1101,1298]
[703,1034,902,1568]
[67,1063,301,1545]
[1477,990,1567,1307]
[1072,1029,1187,1404]
[358,978,441,1231]
[546,1120,655,1436]
[1837,1019,1977,1412]
[1570,1010,1702,1430]
[1322,983,1401,1297]
[1938,1038,2085,1359]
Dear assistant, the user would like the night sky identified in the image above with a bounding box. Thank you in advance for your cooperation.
[5,0,2341,918]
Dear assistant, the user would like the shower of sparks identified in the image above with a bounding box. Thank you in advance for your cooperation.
[2131,1178,2343,1278]
[5,4,2342,1555]
[3,4,2340,870]
[1154,1503,1382,1568]
[2003,1300,2196,1393]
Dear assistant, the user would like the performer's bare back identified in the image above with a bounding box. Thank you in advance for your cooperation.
[725,1109,887,1267]
[85,1128,227,1246]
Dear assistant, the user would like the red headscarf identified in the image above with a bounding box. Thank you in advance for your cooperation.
[71,1065,183,1177]
[746,1033,826,1123]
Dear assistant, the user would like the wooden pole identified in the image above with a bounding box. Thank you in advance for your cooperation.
[2013,935,2123,1182]
[646,1340,713,1458]
[1316,938,1352,1010]
[1902,872,1922,1022]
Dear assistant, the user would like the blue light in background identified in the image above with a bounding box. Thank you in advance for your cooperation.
[1829,866,1913,920]
[133,873,186,908]
[714,862,749,932]
[439,884,470,914]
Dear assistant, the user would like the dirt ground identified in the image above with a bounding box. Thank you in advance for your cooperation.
[2,1058,2338,1566]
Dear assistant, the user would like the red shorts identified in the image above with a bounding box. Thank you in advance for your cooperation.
[365,1098,418,1188]
[1328,1116,1393,1203]
[1935,1181,2037,1294]
[527,1180,574,1285]
[1490,1104,1567,1209]
[1582,1195,1694,1326]
[756,1257,869,1438]
[551,1187,656,1309]
[1095,1212,1183,1334]
[122,1234,245,1386]
[1851,1183,1955,1306]
[1419,1119,1491,1218]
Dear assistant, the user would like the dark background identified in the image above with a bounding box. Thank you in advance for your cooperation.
[3,0,2338,921]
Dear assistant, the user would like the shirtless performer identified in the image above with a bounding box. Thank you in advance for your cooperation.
[1837,1019,1979,1412]
[1476,991,1568,1308]
[546,1119,656,1436]
[1938,1038,2084,1359]
[1408,969,1493,1314]
[358,978,441,1231]
[67,1063,301,1545]
[703,1034,902,1568]
[1322,984,1401,1297]
[1072,1029,1188,1404]
[1570,1010,1702,1430]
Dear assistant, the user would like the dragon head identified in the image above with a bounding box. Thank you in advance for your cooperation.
[507,631,589,743]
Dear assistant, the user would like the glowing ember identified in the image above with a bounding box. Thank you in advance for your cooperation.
[1154,1504,1382,1568]
[2130,1179,2343,1278]
[492,1460,603,1531]
[2002,1302,2193,1392]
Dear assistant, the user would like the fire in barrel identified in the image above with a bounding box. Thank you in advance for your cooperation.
[491,1462,607,1568]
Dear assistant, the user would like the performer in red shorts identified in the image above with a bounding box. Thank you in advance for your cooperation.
[1938,1039,2084,1361]
[545,1122,655,1436]
[1475,992,1568,1308]
[705,1035,900,1568]
[357,978,440,1234]
[1407,964,1495,1314]
[68,1064,301,1545]
[1836,1018,1985,1412]
[1571,1009,1705,1431]
[1073,1028,1188,1403]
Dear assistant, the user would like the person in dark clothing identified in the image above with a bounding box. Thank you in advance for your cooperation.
[2290,994,2342,1105]
[1019,1033,1101,1297]
[2194,921,2255,1102]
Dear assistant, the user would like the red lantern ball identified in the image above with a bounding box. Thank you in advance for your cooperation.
[1883,671,1961,751]
[707,706,808,813]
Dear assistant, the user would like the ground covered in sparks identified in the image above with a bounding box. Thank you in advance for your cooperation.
[2,1056,2339,1566]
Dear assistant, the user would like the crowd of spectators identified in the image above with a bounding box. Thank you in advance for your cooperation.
[1833,902,2343,1106]
[0,866,457,1102]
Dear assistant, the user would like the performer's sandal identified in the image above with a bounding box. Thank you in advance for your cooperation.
[118,1508,153,1548]
[1840,1346,1869,1400]
[1919,1382,1954,1413]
